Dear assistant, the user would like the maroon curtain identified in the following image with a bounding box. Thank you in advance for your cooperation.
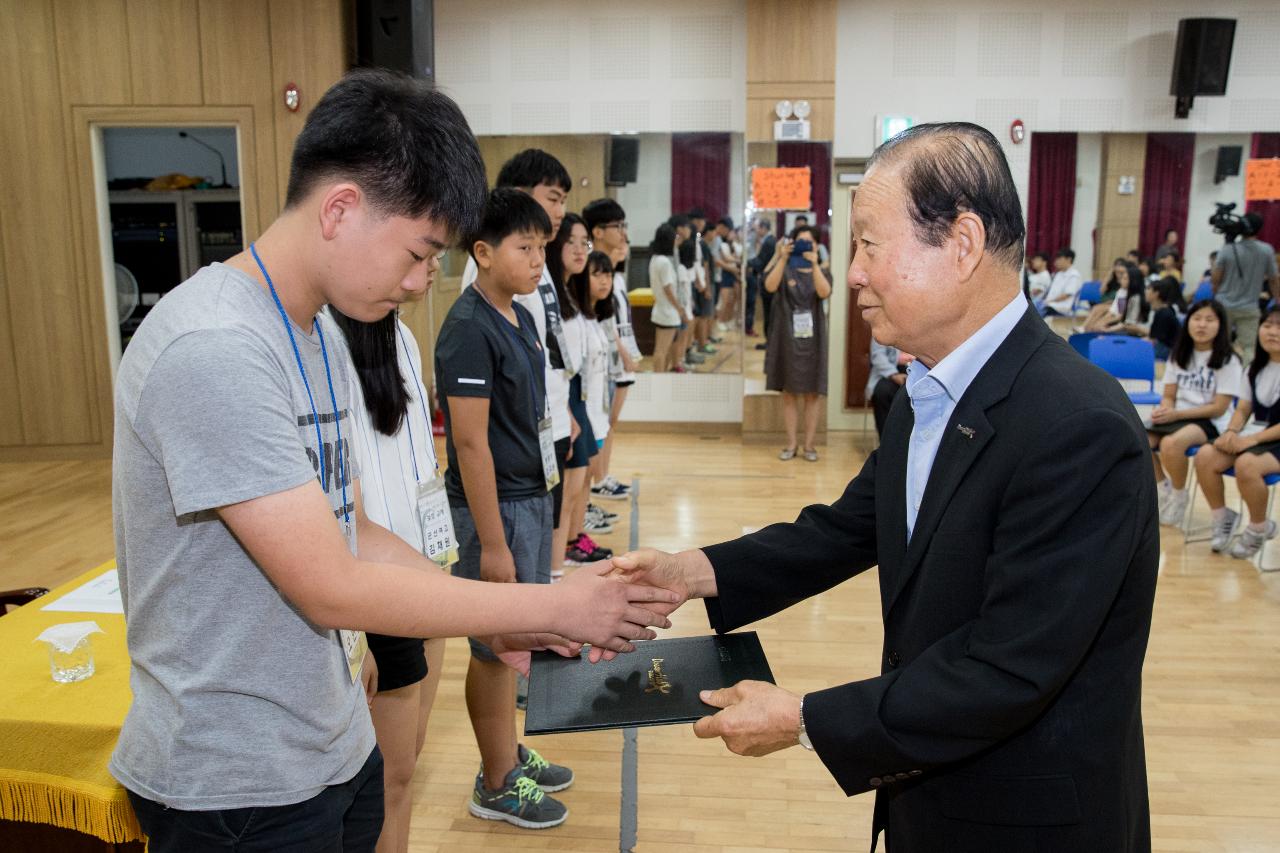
[776,141,832,244]
[1138,133,1195,258]
[670,133,730,223]
[1025,132,1077,258]
[1248,133,1280,249]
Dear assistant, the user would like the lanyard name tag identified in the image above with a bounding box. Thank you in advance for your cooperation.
[337,519,368,683]
[617,322,642,359]
[540,282,572,377]
[538,416,560,492]
[416,476,459,570]
[793,310,815,339]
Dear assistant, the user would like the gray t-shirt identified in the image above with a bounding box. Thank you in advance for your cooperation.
[110,262,375,810]
[1214,239,1278,310]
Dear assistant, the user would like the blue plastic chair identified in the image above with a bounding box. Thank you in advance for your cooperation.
[1072,280,1103,314]
[1088,335,1162,405]
[1192,280,1213,303]
[1068,331,1107,358]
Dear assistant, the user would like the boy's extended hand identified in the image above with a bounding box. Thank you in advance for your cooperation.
[555,562,679,655]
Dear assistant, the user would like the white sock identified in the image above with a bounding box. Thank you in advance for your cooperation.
[1212,507,1229,522]
[1170,487,1186,497]
[1248,521,1269,533]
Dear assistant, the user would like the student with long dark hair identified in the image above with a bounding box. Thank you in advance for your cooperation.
[1193,305,1280,558]
[1084,261,1148,333]
[1145,276,1186,360]
[648,223,685,371]
[1148,299,1242,527]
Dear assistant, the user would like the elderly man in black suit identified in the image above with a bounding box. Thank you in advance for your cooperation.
[613,122,1159,853]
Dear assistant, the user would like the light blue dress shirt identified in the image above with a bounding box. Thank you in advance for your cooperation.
[904,293,1028,539]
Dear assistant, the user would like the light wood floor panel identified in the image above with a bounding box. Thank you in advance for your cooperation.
[1,431,1278,851]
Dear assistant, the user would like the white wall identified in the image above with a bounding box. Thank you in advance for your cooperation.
[834,0,1280,216]
[103,127,240,187]
[1069,133,1103,277]
[435,0,747,135]
[1185,133,1250,280]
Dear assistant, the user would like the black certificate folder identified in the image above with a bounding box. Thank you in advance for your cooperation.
[524,632,775,736]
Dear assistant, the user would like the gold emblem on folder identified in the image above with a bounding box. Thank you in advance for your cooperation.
[645,658,672,695]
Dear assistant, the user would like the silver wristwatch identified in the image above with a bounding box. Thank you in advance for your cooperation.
[798,696,815,751]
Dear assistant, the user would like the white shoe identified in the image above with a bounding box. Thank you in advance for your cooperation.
[1229,520,1277,559]
[1157,479,1173,514]
[1160,489,1189,526]
[1209,508,1240,552]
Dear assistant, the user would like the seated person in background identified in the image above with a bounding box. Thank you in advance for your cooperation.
[866,339,909,437]
[1192,306,1280,559]
[1139,257,1157,285]
[1037,247,1081,316]
[1155,251,1182,283]
[1145,277,1186,360]
[1147,299,1242,527]
[1154,228,1180,264]
[1126,248,1142,266]
[1025,252,1051,302]
[1084,261,1148,334]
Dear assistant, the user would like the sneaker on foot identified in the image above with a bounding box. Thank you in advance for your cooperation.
[583,514,614,534]
[518,745,574,793]
[1210,508,1240,552]
[778,446,797,461]
[1229,520,1278,559]
[1159,489,1189,526]
[469,766,568,829]
[1156,478,1173,513]
[591,477,630,501]
[686,352,706,364]
[575,533,612,561]
[564,543,592,566]
[588,502,619,521]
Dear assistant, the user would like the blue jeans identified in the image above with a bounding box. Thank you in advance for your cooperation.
[127,748,384,853]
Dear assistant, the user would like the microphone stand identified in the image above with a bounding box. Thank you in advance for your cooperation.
[178,131,231,188]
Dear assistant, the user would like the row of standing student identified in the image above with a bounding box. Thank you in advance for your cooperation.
[1146,300,1280,561]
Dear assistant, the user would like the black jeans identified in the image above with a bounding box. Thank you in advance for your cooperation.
[127,747,384,852]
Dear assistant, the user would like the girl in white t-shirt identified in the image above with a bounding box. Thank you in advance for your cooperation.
[647,224,685,371]
[1149,299,1242,527]
[1193,306,1280,557]
[674,240,698,371]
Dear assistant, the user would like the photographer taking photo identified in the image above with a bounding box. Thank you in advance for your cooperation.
[1212,210,1279,361]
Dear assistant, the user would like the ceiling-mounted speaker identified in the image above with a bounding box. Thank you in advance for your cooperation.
[1170,18,1236,118]
[355,0,435,82]
[606,137,640,186]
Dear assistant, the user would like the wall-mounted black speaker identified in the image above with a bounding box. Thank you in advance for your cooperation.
[606,137,640,186]
[1170,18,1235,118]
[1215,145,1243,184]
[355,0,435,82]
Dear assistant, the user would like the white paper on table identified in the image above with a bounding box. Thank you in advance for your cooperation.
[41,569,124,614]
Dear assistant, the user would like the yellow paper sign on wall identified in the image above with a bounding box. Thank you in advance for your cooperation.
[752,167,812,210]
[1246,159,1280,202]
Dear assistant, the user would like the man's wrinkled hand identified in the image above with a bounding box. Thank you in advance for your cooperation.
[693,680,802,757]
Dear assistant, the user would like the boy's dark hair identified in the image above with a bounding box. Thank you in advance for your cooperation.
[571,251,616,321]
[1031,251,1050,263]
[668,213,691,230]
[329,309,409,437]
[1149,276,1186,313]
[1056,248,1076,261]
[467,187,552,260]
[583,198,627,233]
[718,216,734,229]
[547,213,586,319]
[790,225,816,242]
[285,68,486,243]
[650,223,676,256]
[678,239,696,267]
[688,207,706,221]
[495,149,571,192]
[1172,298,1234,371]
[1249,305,1280,384]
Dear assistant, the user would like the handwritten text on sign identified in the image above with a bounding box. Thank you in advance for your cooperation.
[1246,159,1280,202]
[752,167,812,210]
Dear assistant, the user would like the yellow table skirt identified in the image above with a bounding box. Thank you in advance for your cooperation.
[0,560,142,842]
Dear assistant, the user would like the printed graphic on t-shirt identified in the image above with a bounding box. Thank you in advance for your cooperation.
[298,407,355,519]
[1174,365,1217,396]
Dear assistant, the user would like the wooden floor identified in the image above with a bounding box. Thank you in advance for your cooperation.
[2,431,1279,852]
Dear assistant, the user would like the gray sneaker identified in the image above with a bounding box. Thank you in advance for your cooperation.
[518,744,574,792]
[1210,508,1240,552]
[1229,520,1277,559]
[469,765,568,829]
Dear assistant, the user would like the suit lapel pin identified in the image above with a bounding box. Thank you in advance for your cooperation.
[956,424,975,439]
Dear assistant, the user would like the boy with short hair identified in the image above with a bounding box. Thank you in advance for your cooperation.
[438,188,576,829]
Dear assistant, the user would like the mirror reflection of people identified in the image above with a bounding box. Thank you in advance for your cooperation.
[611,122,1159,853]
[647,223,686,372]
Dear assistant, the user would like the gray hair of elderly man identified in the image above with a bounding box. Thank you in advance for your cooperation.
[867,122,1027,272]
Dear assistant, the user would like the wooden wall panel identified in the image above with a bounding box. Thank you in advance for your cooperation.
[52,0,132,105]
[1096,133,1147,281]
[0,0,99,446]
[0,206,24,445]
[746,0,836,86]
[476,135,608,204]
[125,0,203,105]
[199,0,280,230]
[268,0,350,206]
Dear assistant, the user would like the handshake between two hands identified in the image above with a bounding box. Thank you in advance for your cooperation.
[494,548,806,759]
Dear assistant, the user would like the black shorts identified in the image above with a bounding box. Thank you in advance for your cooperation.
[693,287,714,318]
[1246,440,1280,461]
[367,633,427,692]
[1147,419,1219,442]
[551,436,571,519]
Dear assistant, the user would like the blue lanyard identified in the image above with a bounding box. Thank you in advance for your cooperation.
[249,243,350,524]
[472,285,546,420]
[396,319,437,483]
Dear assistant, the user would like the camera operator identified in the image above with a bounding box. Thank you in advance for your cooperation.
[1212,211,1279,361]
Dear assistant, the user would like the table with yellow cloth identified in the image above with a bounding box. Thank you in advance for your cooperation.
[0,560,143,843]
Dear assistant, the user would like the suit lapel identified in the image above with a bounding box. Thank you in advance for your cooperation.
[882,305,1051,614]
[877,389,914,579]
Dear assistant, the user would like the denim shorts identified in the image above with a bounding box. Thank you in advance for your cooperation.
[451,494,553,661]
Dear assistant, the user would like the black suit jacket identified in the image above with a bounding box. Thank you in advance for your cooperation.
[703,306,1159,853]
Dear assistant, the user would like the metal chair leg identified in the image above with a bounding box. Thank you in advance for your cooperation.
[1254,484,1279,573]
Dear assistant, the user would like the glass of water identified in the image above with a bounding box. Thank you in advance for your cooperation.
[48,635,95,683]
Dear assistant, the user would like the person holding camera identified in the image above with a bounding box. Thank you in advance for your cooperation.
[764,225,831,461]
[1212,212,1279,362]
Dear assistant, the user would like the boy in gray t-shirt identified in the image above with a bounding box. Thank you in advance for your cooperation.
[111,70,676,852]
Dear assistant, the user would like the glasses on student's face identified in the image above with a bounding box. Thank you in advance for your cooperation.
[602,222,628,232]
[567,238,593,251]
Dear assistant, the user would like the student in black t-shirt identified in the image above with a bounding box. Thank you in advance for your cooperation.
[1145,276,1186,360]
[435,188,576,829]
